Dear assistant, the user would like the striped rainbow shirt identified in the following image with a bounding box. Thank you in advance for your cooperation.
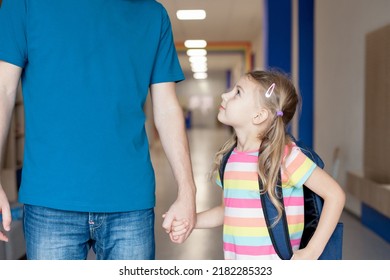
[217,142,316,260]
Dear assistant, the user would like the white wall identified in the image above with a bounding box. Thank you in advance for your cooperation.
[252,32,264,70]
[315,0,390,215]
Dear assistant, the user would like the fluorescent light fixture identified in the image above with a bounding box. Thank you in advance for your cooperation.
[177,10,206,20]
[193,72,208,79]
[189,56,207,63]
[187,49,207,56]
[184,40,207,48]
[190,61,207,68]
[191,64,208,73]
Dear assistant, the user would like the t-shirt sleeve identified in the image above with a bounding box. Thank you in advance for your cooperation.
[0,0,28,67]
[150,6,184,85]
[282,143,317,188]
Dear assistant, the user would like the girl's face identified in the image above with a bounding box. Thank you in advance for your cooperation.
[217,75,261,129]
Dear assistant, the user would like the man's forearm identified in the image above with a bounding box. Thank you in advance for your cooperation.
[0,62,21,238]
[0,62,22,166]
[151,82,196,242]
[154,104,196,196]
[0,86,17,166]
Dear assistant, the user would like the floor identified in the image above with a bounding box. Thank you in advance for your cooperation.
[152,127,390,260]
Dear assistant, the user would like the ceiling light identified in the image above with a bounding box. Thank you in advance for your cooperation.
[177,10,206,20]
[190,61,207,68]
[187,49,207,56]
[191,64,208,73]
[184,40,207,48]
[193,72,208,79]
[189,56,207,63]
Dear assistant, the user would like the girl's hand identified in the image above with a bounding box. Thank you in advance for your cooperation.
[170,218,189,237]
[290,248,319,260]
[162,213,189,239]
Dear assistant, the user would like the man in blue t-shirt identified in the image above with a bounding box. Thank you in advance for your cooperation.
[0,0,196,259]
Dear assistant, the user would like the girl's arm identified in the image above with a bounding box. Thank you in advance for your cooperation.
[196,193,224,229]
[196,204,224,229]
[293,167,346,260]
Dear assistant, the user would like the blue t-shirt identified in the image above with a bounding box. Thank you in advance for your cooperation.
[0,0,184,212]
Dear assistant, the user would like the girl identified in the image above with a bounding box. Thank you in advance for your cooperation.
[171,70,345,260]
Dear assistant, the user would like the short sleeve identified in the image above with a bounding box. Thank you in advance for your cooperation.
[282,143,317,188]
[0,0,28,67]
[150,6,184,85]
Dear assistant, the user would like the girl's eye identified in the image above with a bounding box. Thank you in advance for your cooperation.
[235,89,241,96]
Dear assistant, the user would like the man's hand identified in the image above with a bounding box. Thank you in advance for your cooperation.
[162,195,196,243]
[0,185,11,242]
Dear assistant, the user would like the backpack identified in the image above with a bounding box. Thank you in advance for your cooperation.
[218,137,343,260]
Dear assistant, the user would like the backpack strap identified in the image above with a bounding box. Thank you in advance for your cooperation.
[273,136,326,256]
[259,174,293,260]
[288,134,326,249]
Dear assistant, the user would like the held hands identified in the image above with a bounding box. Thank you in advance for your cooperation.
[0,185,11,242]
[162,196,196,243]
[162,213,190,242]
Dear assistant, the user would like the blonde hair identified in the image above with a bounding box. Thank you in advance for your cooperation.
[212,70,300,224]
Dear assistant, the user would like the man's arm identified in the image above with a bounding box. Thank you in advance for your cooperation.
[150,82,196,244]
[0,61,23,242]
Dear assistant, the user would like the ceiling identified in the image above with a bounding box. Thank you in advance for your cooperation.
[158,0,263,74]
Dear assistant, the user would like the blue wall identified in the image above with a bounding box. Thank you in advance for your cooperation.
[362,204,390,243]
[263,0,314,148]
[298,0,314,148]
[263,0,292,73]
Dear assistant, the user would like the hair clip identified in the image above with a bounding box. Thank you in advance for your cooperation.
[265,83,275,98]
[276,111,284,117]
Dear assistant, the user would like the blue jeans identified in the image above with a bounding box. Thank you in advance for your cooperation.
[23,204,155,260]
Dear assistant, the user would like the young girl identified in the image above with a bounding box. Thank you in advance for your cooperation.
[170,70,345,260]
